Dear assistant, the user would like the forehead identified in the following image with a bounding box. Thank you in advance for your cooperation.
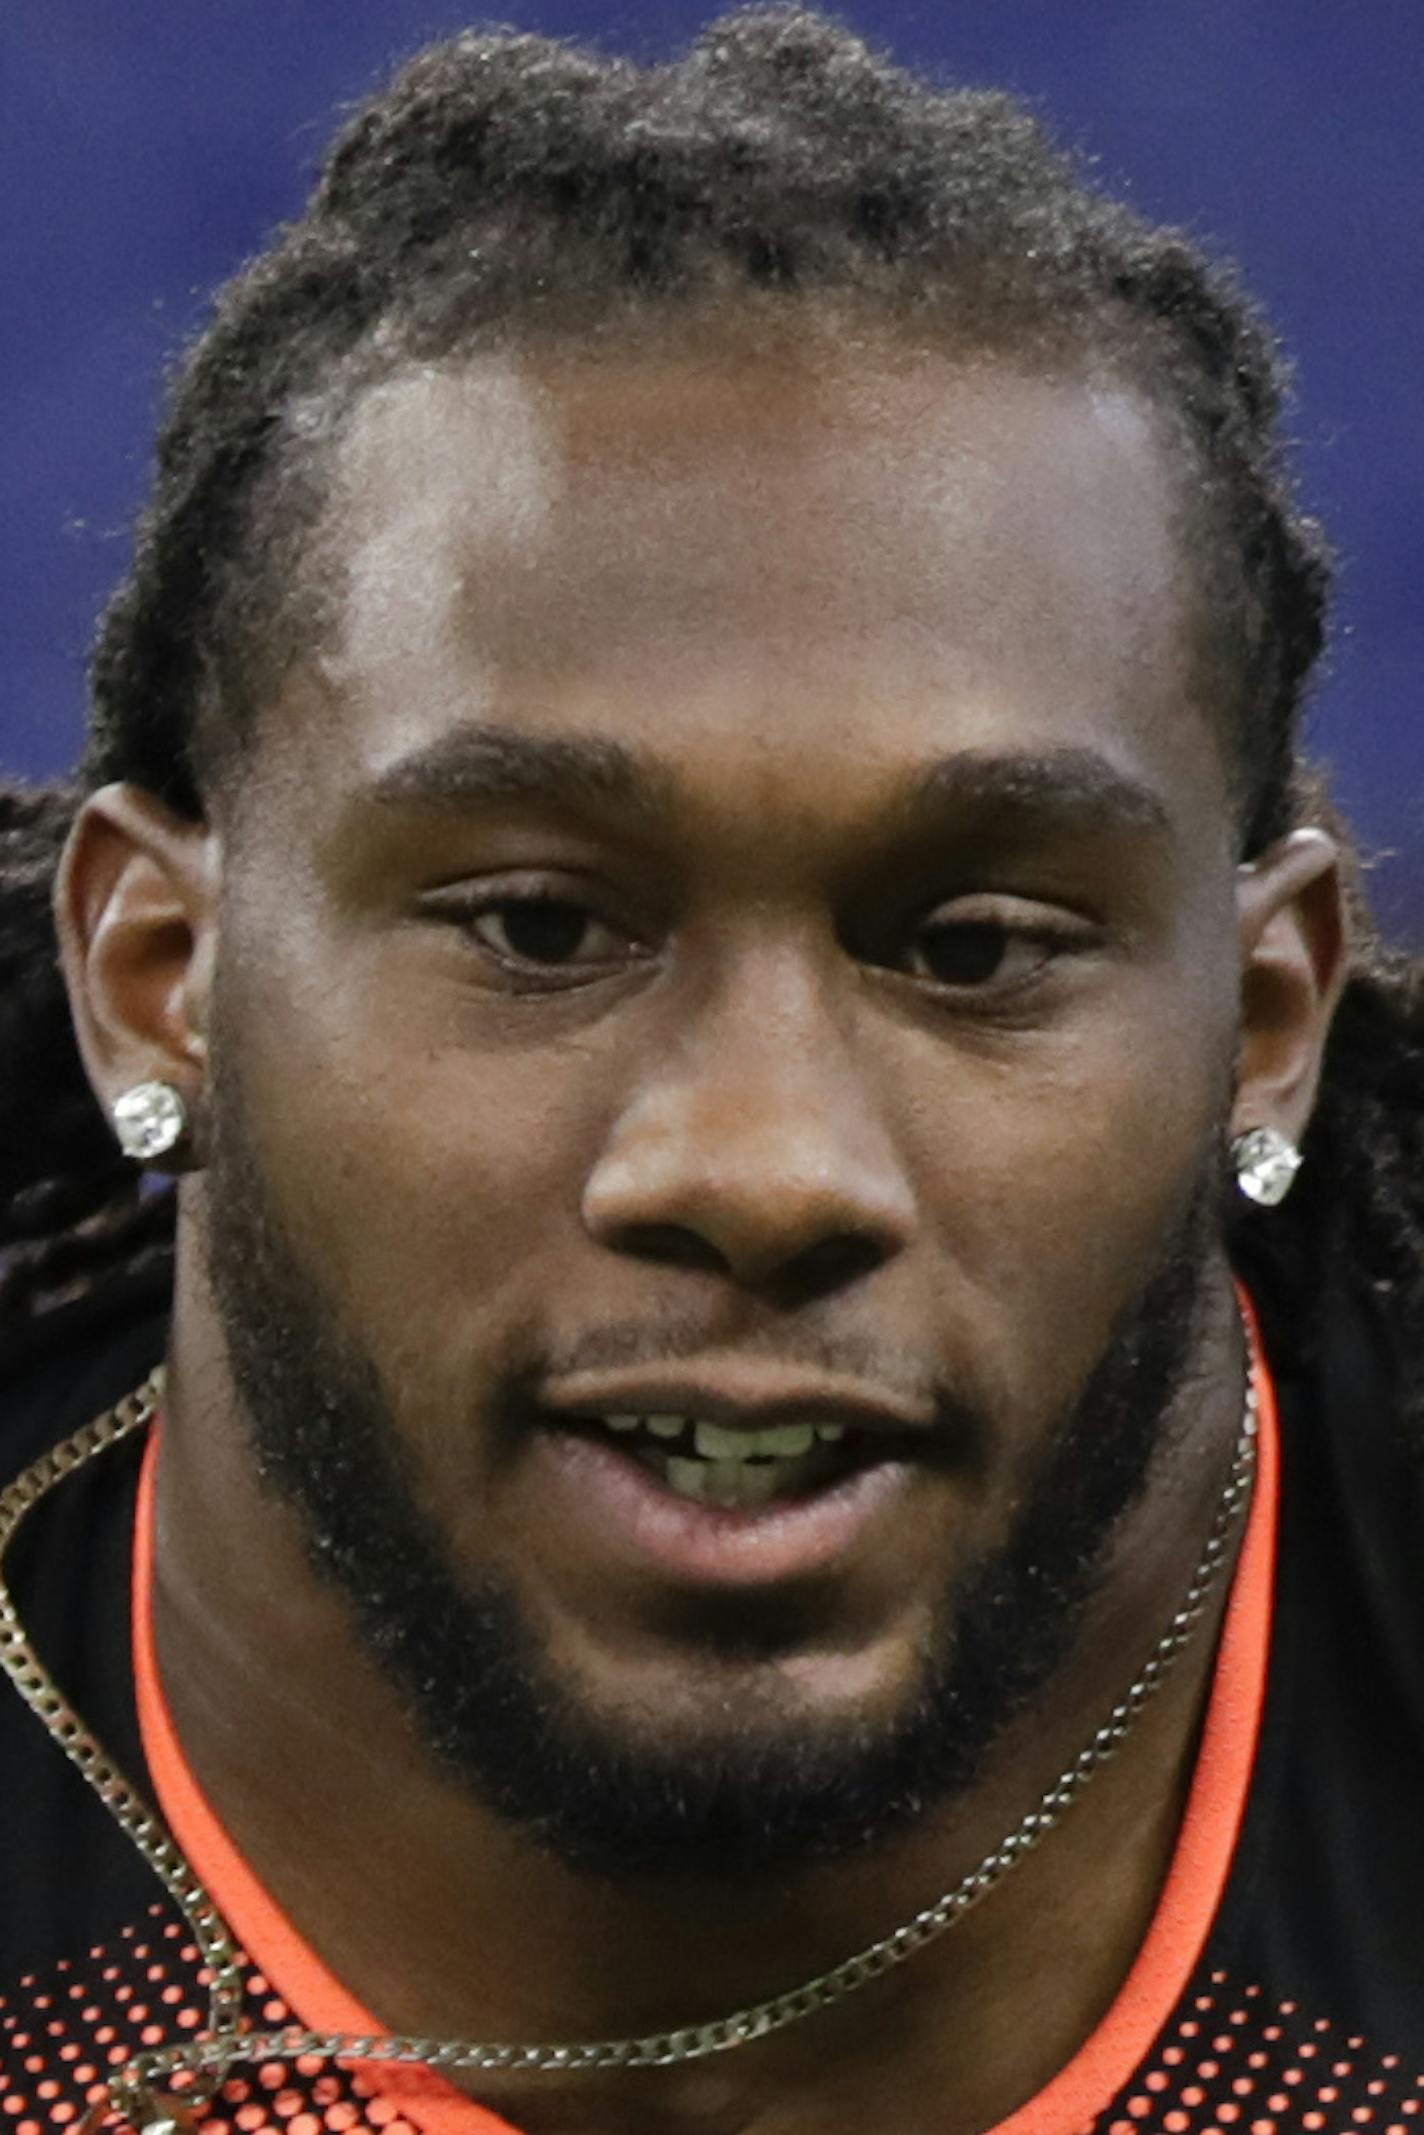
[264,333,1223,832]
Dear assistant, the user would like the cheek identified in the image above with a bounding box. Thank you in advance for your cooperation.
[218,930,606,1350]
[895,981,1234,1386]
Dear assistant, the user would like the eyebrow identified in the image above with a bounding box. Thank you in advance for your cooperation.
[366,721,1169,840]
[888,745,1171,840]
[368,722,674,818]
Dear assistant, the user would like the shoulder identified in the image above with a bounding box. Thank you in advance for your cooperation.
[0,1271,170,1481]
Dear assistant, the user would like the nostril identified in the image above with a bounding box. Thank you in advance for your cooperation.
[770,1232,888,1302]
[595,1222,889,1296]
[801,1234,884,1278]
[613,1223,730,1273]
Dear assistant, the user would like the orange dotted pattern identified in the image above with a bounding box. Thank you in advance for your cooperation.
[3,1928,1420,2135]
[1091,1973,1423,2135]
[0,1907,426,2135]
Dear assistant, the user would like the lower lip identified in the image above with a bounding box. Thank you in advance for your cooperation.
[529,1429,915,1587]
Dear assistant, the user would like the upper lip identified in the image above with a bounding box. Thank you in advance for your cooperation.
[539,1367,933,1437]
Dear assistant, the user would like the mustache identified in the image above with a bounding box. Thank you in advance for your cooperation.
[510,1311,988,1453]
[536,1315,929,1386]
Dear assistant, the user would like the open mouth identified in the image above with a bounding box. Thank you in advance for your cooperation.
[556,1411,884,1510]
[527,1393,930,1588]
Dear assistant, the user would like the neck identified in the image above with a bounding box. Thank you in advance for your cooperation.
[146,1303,1263,2135]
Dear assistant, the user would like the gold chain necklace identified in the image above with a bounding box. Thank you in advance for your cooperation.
[0,1362,1258,2134]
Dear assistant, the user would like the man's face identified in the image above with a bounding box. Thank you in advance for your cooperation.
[199,330,1244,1877]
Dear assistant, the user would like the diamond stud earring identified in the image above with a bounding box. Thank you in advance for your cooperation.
[1232,1126,1302,1208]
[112,1081,189,1164]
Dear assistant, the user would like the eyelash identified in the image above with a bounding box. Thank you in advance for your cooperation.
[431,881,1095,1003]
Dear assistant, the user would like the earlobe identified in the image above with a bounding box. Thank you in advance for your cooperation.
[55,783,219,1170]
[1233,827,1349,1159]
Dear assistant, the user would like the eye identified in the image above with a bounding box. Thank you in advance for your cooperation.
[899,906,1087,994]
[465,892,630,972]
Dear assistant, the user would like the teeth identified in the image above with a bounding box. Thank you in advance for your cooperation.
[692,1419,754,1460]
[664,1456,708,1501]
[703,1460,749,1509]
[667,1456,801,1508]
[760,1423,818,1457]
[592,1412,859,1499]
[691,1420,818,1460]
[725,1461,784,1506]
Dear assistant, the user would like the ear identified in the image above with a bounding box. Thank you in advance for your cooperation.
[1233,827,1349,1145]
[54,783,220,1167]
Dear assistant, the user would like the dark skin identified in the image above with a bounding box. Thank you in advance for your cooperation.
[57,329,1345,2135]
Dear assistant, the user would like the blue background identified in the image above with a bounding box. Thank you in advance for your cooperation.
[4,4,1421,939]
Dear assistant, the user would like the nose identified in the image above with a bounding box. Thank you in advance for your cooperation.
[580,950,917,1294]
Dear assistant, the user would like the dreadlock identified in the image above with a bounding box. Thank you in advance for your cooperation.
[3,6,1421,1413]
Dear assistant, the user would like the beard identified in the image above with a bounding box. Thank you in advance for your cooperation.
[203,1049,1230,1891]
